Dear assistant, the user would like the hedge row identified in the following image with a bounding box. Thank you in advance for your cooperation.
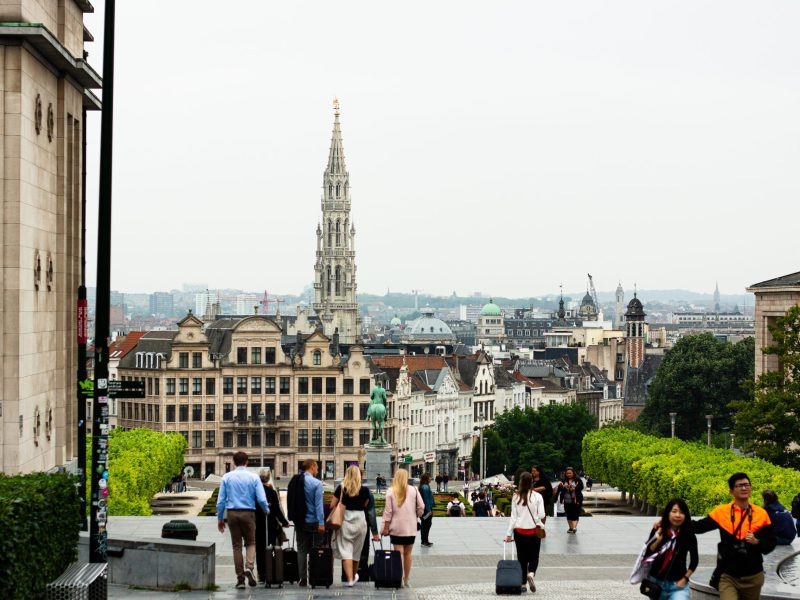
[583,428,800,515]
[104,429,186,515]
[0,472,81,599]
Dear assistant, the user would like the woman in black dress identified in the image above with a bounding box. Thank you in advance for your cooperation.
[255,469,289,582]
[557,467,583,534]
[531,465,553,523]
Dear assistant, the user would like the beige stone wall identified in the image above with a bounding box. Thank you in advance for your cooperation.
[751,289,800,378]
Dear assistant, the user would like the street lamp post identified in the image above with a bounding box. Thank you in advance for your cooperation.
[317,426,322,480]
[705,415,713,447]
[669,412,677,439]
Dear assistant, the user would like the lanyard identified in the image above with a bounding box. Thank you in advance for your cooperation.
[730,504,752,539]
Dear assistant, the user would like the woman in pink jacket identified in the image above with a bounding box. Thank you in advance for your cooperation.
[381,469,424,587]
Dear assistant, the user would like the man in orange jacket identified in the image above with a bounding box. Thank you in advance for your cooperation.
[694,472,776,600]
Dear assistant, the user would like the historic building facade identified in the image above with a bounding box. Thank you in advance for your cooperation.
[747,271,800,378]
[0,2,100,473]
[313,101,360,344]
[116,313,377,480]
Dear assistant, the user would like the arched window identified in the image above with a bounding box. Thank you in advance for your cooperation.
[335,266,341,295]
[336,183,340,198]
[313,350,321,365]
[335,220,341,246]
[328,183,333,197]
[327,220,333,247]
[326,266,332,295]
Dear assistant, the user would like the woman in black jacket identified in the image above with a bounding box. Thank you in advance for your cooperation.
[255,469,289,583]
[643,498,698,599]
[531,465,553,523]
[557,467,583,533]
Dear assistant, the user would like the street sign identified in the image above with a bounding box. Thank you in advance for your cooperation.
[81,379,145,399]
[403,455,413,464]
[423,452,435,462]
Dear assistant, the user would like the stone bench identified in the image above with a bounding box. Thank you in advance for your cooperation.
[78,533,215,591]
[690,546,799,599]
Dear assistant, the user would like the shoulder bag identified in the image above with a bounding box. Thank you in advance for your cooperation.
[525,494,546,538]
[326,487,345,531]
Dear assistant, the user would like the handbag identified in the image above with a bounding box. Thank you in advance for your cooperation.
[639,579,661,599]
[526,495,546,538]
[326,487,345,530]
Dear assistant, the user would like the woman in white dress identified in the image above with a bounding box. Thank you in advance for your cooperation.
[330,466,373,586]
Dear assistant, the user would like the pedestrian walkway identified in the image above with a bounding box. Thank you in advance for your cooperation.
[103,513,727,598]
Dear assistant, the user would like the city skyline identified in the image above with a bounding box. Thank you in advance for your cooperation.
[83,1,800,297]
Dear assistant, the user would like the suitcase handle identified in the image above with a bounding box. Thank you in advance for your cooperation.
[503,540,516,560]
[371,538,385,553]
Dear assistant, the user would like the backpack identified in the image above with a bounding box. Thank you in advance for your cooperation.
[287,473,307,523]
[790,493,800,519]
[449,503,462,517]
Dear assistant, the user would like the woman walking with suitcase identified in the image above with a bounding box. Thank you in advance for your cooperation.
[505,472,546,593]
[330,466,373,587]
[255,469,290,583]
[381,469,425,588]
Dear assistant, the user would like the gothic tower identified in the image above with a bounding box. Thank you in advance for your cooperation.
[625,291,646,369]
[614,282,625,329]
[313,100,360,343]
[713,281,721,313]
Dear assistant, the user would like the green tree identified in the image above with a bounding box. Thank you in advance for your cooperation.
[471,428,508,477]
[731,305,800,469]
[639,334,754,440]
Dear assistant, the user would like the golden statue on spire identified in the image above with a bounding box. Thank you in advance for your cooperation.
[333,97,340,116]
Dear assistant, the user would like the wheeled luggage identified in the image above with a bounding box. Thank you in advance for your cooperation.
[496,541,522,595]
[308,545,334,589]
[263,545,284,588]
[373,539,403,589]
[282,540,299,583]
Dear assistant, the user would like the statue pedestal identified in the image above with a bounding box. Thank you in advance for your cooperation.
[364,444,393,490]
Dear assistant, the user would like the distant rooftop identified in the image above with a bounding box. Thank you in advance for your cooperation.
[748,271,800,290]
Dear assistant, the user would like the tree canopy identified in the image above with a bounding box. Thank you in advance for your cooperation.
[472,403,596,478]
[732,305,800,469]
[639,333,753,440]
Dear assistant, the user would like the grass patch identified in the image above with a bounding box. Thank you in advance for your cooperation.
[172,581,192,592]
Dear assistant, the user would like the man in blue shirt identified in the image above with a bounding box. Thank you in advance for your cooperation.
[217,451,269,589]
[296,459,325,586]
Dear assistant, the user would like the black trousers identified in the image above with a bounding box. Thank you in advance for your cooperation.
[513,531,541,583]
[420,513,433,544]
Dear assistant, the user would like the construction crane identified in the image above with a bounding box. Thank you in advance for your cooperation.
[259,291,270,314]
[411,289,423,311]
[587,274,599,313]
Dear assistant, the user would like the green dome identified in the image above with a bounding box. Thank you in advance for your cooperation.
[480,299,501,316]
[390,316,402,327]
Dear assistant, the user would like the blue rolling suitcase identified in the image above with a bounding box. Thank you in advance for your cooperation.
[496,541,522,595]
[373,539,403,589]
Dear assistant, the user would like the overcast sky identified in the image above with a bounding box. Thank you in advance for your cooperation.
[83,1,800,299]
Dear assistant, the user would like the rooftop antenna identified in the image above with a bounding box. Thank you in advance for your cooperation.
[275,297,285,317]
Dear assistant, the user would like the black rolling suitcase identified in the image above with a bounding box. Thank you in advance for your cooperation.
[496,541,523,595]
[263,545,284,588]
[282,532,299,584]
[373,539,402,589]
[309,545,334,589]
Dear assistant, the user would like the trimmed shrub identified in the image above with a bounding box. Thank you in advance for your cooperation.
[583,428,800,515]
[199,488,220,516]
[0,472,81,599]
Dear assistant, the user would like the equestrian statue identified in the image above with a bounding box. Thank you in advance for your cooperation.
[367,384,388,445]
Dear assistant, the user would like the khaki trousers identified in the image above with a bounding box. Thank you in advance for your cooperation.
[227,510,256,580]
[719,571,764,600]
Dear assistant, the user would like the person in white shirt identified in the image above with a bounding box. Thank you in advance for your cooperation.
[504,472,545,593]
[446,496,465,517]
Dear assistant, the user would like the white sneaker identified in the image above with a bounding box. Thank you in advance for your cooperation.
[527,572,536,593]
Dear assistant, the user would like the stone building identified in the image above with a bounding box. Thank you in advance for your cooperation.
[476,299,506,346]
[116,313,377,481]
[0,2,100,474]
[746,271,800,378]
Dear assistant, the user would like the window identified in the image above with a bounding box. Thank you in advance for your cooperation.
[192,404,202,421]
[223,377,233,395]
[359,428,370,445]
[205,404,215,421]
[326,378,336,394]
[279,403,290,420]
[179,378,189,395]
[206,378,215,395]
[326,429,335,447]
[360,379,371,394]
[298,404,308,420]
[299,377,309,394]
[192,431,202,448]
[237,403,247,421]
[237,377,247,395]
[279,431,290,447]
[251,431,261,447]
[265,404,276,420]
[312,403,322,420]
[326,404,336,420]
[155,378,160,395]
[312,377,323,394]
[265,377,276,394]
[343,378,354,394]
[154,405,160,422]
[265,431,276,447]
[134,403,139,420]
[279,377,290,394]
[343,429,353,447]
[312,429,321,447]
[313,350,321,365]
[251,347,261,365]
[237,347,247,364]
[298,429,308,447]
[343,403,354,420]
[166,405,176,422]
[359,403,369,420]
[223,432,233,448]
[179,431,189,444]
[166,378,176,395]
[237,431,248,447]
[192,352,202,368]
[147,378,153,395]
[179,405,189,422]
[192,377,202,395]
[265,348,276,364]
[205,430,215,448]
[251,403,261,419]
[222,404,233,421]
[251,377,262,394]
[179,352,189,368]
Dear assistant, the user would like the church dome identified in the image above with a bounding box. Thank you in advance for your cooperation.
[480,299,501,317]
[581,292,594,307]
[405,307,454,338]
[390,316,402,327]
[626,295,645,318]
